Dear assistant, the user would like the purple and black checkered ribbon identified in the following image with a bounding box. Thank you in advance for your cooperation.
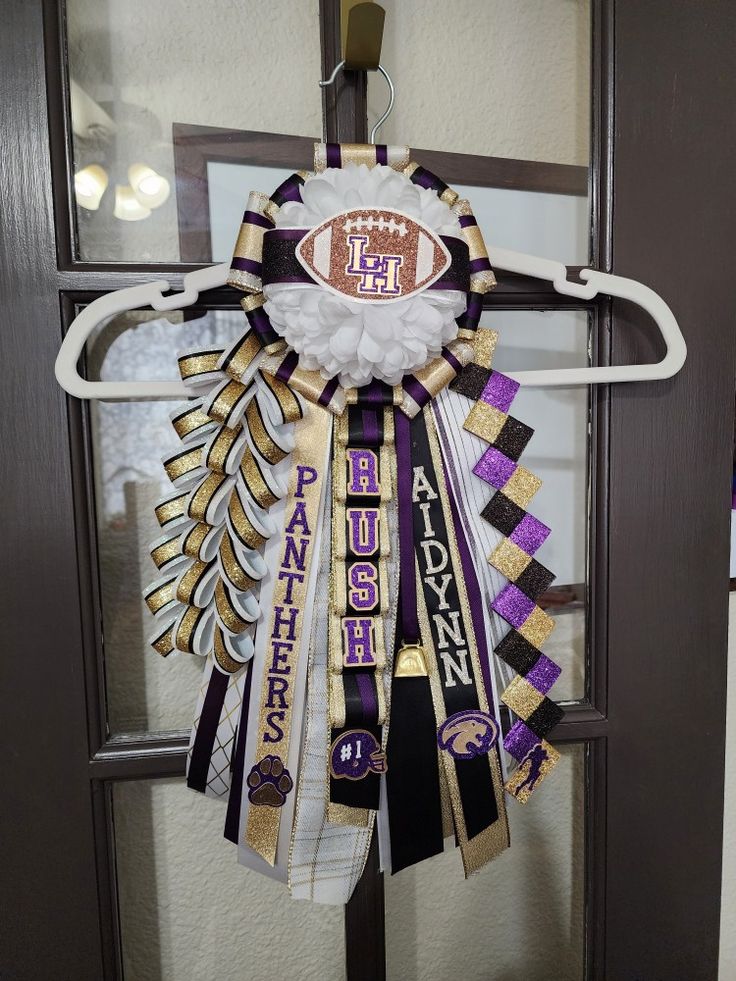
[457,359,563,801]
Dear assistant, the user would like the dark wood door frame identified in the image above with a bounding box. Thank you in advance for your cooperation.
[2,1,734,979]
[605,2,735,975]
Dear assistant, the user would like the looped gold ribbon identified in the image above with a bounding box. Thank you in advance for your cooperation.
[146,370,305,668]
[181,522,221,562]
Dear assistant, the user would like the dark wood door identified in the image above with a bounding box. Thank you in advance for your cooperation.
[2,1,734,979]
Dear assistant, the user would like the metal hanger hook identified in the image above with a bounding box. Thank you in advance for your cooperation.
[319,60,395,145]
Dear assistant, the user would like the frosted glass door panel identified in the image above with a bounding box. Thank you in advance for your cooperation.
[113,779,346,981]
[385,744,585,981]
[87,308,244,733]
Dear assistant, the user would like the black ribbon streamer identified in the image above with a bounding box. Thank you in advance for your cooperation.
[224,663,253,843]
[187,668,230,793]
[385,409,445,871]
[387,410,499,867]
[329,389,391,812]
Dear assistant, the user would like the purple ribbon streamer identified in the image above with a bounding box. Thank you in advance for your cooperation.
[362,408,380,444]
[317,375,340,407]
[356,673,379,722]
[326,143,342,168]
[242,209,273,229]
[275,351,298,384]
[231,256,262,275]
[395,409,420,644]
[402,374,430,407]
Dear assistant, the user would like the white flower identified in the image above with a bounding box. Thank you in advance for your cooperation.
[263,164,466,388]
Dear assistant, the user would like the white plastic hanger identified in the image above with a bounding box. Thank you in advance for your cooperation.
[54,252,687,400]
[55,62,686,400]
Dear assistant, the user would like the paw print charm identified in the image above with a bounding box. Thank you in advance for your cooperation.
[247,755,293,807]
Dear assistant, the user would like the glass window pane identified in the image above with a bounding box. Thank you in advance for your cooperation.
[66,0,322,262]
[372,0,590,165]
[370,0,591,264]
[113,779,346,981]
[453,182,589,268]
[88,307,244,733]
[482,310,590,702]
[385,743,586,981]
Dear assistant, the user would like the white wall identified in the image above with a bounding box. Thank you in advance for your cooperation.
[370,0,590,165]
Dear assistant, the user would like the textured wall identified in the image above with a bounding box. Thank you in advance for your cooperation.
[369,0,590,164]
[113,750,584,981]
[385,745,585,980]
[114,780,346,981]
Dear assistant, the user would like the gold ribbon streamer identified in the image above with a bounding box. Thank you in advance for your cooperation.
[259,369,304,425]
[178,350,223,384]
[154,491,188,528]
[244,404,330,865]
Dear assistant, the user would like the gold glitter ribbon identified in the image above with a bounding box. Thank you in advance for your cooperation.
[147,362,300,670]
[313,142,410,172]
[228,191,273,292]
[258,369,305,425]
[177,350,224,386]
[244,405,330,865]
[258,347,471,422]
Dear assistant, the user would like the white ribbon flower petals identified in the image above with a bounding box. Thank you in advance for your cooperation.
[264,164,466,388]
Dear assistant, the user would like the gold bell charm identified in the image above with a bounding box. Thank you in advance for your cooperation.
[394,643,428,677]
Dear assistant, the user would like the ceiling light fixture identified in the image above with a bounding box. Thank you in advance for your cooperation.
[74,164,108,211]
[113,184,152,222]
[128,163,170,209]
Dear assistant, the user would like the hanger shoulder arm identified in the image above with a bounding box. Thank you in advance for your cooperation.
[55,264,231,399]
[488,248,687,386]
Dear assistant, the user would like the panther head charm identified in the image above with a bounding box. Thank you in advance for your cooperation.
[437,710,499,760]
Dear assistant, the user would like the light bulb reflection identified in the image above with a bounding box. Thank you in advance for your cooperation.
[74,164,108,210]
[128,163,170,209]
[113,184,151,221]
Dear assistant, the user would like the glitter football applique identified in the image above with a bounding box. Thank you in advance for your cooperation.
[296,207,451,304]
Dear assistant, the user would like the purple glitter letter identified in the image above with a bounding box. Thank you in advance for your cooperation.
[347,449,380,495]
[342,617,377,666]
[348,562,379,610]
[347,508,380,556]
